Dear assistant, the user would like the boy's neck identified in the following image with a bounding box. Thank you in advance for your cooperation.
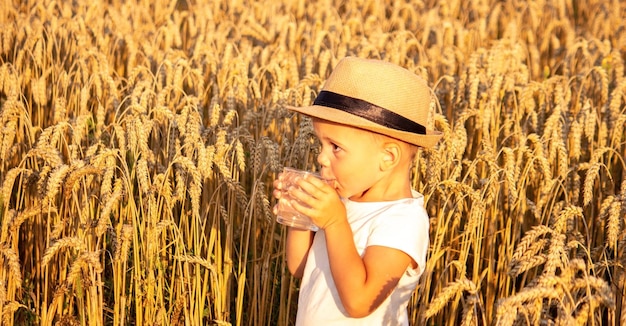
[349,169,413,202]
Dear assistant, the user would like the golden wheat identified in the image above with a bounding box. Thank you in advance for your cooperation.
[425,278,477,319]
[1,0,624,325]
[1,247,22,290]
[63,164,101,199]
[2,301,26,325]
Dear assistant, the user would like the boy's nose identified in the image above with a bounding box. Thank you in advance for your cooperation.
[317,151,329,168]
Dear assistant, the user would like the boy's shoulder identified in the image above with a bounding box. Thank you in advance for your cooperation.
[345,191,426,220]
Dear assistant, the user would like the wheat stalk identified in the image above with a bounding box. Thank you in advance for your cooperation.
[583,162,601,207]
[425,278,477,319]
[114,224,134,263]
[502,147,519,204]
[1,247,22,290]
[553,205,581,234]
[545,232,567,276]
[65,251,102,289]
[41,237,85,267]
[0,277,4,309]
[1,120,18,161]
[9,202,55,239]
[45,164,71,202]
[2,301,27,325]
[32,74,47,106]
[63,163,101,200]
[176,254,216,272]
[1,167,30,208]
[606,198,622,251]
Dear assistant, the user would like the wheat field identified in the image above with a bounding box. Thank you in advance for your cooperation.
[0,0,624,325]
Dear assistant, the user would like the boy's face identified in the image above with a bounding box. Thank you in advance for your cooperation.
[312,119,387,201]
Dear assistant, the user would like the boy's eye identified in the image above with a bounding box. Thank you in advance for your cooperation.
[331,143,341,151]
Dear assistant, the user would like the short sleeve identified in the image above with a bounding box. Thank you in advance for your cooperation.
[366,202,430,273]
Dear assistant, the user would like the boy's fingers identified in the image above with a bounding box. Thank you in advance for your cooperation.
[289,187,314,206]
[298,177,330,196]
[290,199,315,218]
[272,189,282,199]
[297,184,327,204]
[304,175,326,188]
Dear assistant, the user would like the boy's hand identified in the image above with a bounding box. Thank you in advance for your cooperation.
[287,174,346,230]
[271,173,287,214]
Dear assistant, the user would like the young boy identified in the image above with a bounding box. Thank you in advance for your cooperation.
[273,57,442,325]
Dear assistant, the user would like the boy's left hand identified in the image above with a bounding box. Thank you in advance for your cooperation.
[285,175,346,230]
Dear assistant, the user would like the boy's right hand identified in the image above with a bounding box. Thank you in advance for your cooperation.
[271,174,285,215]
[288,174,346,230]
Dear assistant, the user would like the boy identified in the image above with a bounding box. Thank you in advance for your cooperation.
[273,57,442,325]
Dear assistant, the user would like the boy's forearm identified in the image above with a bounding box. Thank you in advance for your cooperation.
[323,221,371,317]
[285,228,314,278]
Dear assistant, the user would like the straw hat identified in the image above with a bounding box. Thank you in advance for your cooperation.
[288,57,443,148]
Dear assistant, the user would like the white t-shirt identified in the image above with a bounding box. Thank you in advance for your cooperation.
[295,191,430,325]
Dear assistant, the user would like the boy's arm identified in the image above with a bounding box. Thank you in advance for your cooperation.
[285,228,314,278]
[323,220,414,318]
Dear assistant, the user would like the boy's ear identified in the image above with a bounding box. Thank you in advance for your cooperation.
[380,142,401,170]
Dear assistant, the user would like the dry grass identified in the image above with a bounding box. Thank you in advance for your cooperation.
[0,0,625,325]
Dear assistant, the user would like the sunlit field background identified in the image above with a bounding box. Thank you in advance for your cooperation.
[0,0,624,325]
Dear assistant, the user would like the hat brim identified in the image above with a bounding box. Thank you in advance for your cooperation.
[287,104,443,148]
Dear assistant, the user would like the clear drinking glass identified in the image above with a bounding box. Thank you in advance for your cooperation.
[275,167,325,231]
